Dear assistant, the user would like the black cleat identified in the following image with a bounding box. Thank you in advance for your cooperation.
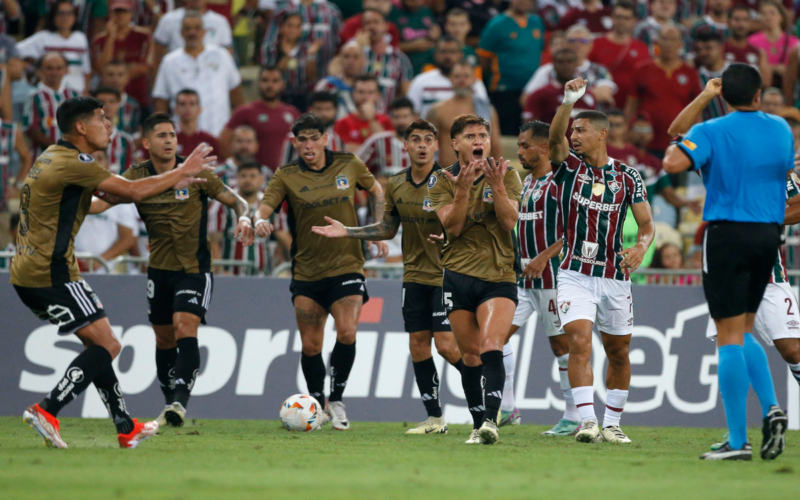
[700,442,752,461]
[761,405,787,460]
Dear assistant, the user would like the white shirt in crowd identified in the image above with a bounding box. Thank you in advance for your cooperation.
[153,7,233,52]
[522,60,617,97]
[16,31,91,93]
[152,44,241,136]
[74,204,140,275]
[406,69,490,119]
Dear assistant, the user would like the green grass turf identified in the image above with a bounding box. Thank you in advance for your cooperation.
[0,417,797,500]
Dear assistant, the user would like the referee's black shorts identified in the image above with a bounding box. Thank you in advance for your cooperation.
[703,221,781,319]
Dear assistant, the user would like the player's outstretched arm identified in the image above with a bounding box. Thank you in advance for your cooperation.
[312,213,401,241]
[522,240,562,280]
[254,204,276,238]
[667,78,721,137]
[89,197,116,214]
[619,201,655,273]
[214,186,255,247]
[439,161,477,237]
[483,157,519,232]
[96,143,216,203]
[549,78,586,164]
[784,202,800,225]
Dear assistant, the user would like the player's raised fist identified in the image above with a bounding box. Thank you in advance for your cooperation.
[703,78,722,97]
[563,79,588,105]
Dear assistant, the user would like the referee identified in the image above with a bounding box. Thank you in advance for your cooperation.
[664,63,790,461]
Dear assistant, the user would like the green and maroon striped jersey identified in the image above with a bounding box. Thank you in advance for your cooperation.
[772,172,800,284]
[22,82,79,159]
[552,150,647,281]
[516,171,562,289]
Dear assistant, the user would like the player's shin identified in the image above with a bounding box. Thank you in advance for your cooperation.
[480,350,505,425]
[301,352,327,404]
[602,389,629,428]
[94,365,135,435]
[742,333,778,417]
[156,347,178,404]
[718,344,751,449]
[328,340,356,402]
[557,354,580,422]
[172,337,200,407]
[413,357,443,418]
[40,345,114,417]
[461,364,485,429]
[500,344,515,412]
[571,386,597,423]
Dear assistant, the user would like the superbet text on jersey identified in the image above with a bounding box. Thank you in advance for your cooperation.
[552,151,646,281]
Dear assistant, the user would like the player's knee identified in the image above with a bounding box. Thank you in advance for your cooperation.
[605,343,630,366]
[462,352,481,367]
[335,326,357,344]
[568,335,592,356]
[435,341,456,361]
[409,336,431,360]
[779,341,800,365]
[154,335,177,350]
[104,336,122,359]
[301,336,323,356]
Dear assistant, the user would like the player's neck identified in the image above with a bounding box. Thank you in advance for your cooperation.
[410,161,435,183]
[115,24,131,39]
[260,97,281,108]
[152,156,177,175]
[583,148,609,169]
[184,44,205,58]
[608,138,625,149]
[710,11,728,24]
[60,134,94,155]
[530,162,549,180]
[706,59,725,72]
[179,120,197,135]
[656,55,682,68]
[240,190,259,205]
[728,35,746,47]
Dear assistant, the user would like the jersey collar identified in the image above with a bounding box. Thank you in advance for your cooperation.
[406,162,441,188]
[57,139,80,151]
[144,155,186,176]
[298,149,334,173]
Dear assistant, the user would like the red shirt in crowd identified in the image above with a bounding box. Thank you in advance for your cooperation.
[589,36,650,109]
[607,144,639,167]
[340,14,401,48]
[226,101,301,170]
[522,83,597,135]
[205,0,234,21]
[91,27,152,106]
[557,5,613,33]
[724,40,762,66]
[177,130,219,158]
[334,113,394,146]
[632,60,701,151]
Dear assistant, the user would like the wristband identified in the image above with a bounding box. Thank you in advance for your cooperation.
[239,216,252,225]
[255,218,269,227]
[563,84,587,105]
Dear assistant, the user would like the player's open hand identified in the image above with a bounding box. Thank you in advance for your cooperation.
[427,233,445,245]
[703,78,722,97]
[235,218,255,247]
[254,219,274,238]
[444,160,478,191]
[178,143,217,178]
[311,216,348,238]
[172,176,207,191]
[522,255,548,280]
[618,244,645,272]
[371,241,389,258]
[483,157,509,188]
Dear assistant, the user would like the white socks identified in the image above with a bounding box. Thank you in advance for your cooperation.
[603,389,629,428]
[500,343,516,412]
[557,354,580,422]
[571,386,597,423]
[789,361,800,386]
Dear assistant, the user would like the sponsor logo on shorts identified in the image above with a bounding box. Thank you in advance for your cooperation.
[559,301,570,314]
[189,298,199,305]
[91,293,103,310]
[788,320,799,330]
[177,290,200,296]
[340,279,365,286]
[47,304,75,326]
[432,311,447,317]
[335,175,349,190]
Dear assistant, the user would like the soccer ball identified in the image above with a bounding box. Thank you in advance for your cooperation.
[279,394,323,432]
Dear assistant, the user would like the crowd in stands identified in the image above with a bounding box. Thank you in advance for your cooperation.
[2,0,800,278]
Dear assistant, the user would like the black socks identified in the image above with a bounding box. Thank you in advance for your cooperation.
[93,364,135,434]
[172,338,200,407]
[155,347,178,404]
[301,352,327,404]
[40,345,112,417]
[480,350,505,425]
[329,341,356,403]
[413,357,442,418]
[461,364,484,430]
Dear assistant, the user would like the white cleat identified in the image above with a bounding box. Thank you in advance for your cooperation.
[599,425,632,443]
[118,419,159,449]
[575,420,601,443]
[465,429,484,444]
[478,420,499,445]
[405,416,448,434]
[164,402,187,427]
[326,401,350,430]
[156,405,171,427]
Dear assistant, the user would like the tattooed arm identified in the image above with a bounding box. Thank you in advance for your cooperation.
[366,180,385,224]
[213,186,255,247]
[312,212,401,241]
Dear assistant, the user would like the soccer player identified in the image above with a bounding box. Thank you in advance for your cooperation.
[254,114,387,430]
[428,114,522,445]
[13,96,213,448]
[503,120,580,435]
[89,113,254,427]
[312,119,465,434]
[549,79,655,444]
[356,97,415,175]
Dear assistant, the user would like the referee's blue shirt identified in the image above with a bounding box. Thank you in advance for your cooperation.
[677,111,793,223]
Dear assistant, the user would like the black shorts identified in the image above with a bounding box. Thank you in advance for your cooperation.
[442,269,518,314]
[148,267,214,326]
[14,279,108,335]
[402,282,451,333]
[290,273,369,311]
[703,221,781,319]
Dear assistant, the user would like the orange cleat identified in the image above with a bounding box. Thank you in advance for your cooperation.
[23,403,68,449]
[118,419,159,449]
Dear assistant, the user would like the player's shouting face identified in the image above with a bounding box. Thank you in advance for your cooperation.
[452,124,490,164]
[292,128,328,167]
[405,128,438,166]
[570,118,607,158]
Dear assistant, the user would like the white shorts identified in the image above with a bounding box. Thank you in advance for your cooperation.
[512,287,564,337]
[706,282,800,345]
[556,269,633,336]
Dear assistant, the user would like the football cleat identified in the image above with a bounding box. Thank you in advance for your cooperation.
[118,419,159,449]
[700,442,752,461]
[710,432,729,451]
[541,419,581,436]
[599,425,632,443]
[164,402,186,427]
[23,404,67,449]
[575,420,600,443]
[156,405,171,427]
[465,429,484,444]
[405,416,448,435]
[478,420,499,445]
[761,405,787,460]
[326,401,350,430]
[498,408,522,427]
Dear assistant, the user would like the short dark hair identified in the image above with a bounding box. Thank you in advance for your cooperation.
[361,7,385,20]
[57,97,105,135]
[260,64,282,76]
[436,34,461,49]
[142,112,176,137]
[177,88,201,105]
[45,0,76,33]
[404,119,438,140]
[389,97,414,113]
[91,86,121,100]
[446,7,469,19]
[574,110,610,131]
[292,113,327,136]
[520,121,550,141]
[450,114,490,139]
[237,161,263,174]
[695,31,724,44]
[311,91,337,106]
[353,75,379,90]
[730,4,751,16]
[606,109,625,119]
[107,59,126,68]
[38,52,68,69]
[722,63,762,107]
[613,0,637,17]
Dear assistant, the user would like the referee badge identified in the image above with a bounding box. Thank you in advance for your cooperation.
[336,175,350,190]
[175,188,190,200]
[483,186,494,203]
[592,183,605,197]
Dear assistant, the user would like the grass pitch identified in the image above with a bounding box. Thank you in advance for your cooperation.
[0,417,797,500]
